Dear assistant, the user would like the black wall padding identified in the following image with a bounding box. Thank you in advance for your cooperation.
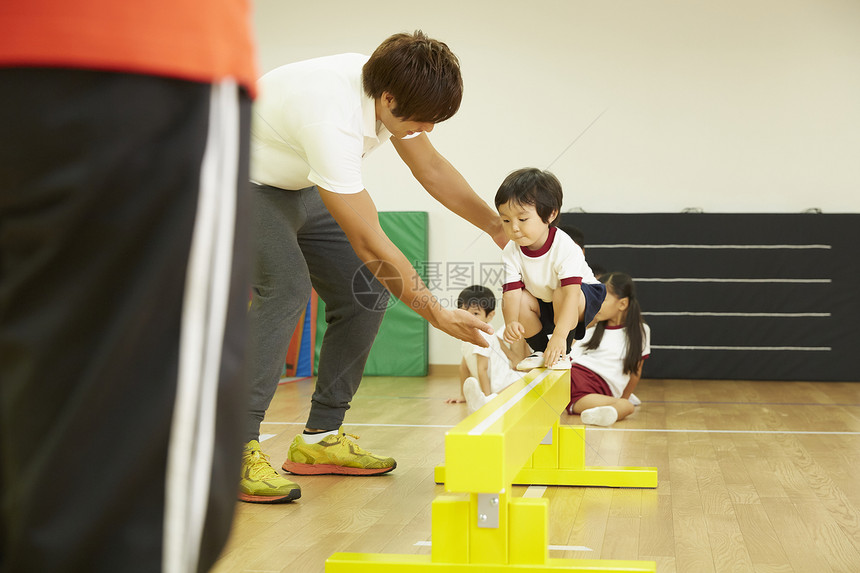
[559,213,860,382]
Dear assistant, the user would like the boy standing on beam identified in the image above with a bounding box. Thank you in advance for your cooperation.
[495,168,606,370]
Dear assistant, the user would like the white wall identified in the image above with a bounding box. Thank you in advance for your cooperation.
[252,0,860,365]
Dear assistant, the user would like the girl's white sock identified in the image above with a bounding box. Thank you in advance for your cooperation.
[580,405,619,427]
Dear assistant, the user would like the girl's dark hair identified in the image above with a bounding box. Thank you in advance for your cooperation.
[494,168,563,226]
[457,285,496,313]
[363,30,463,124]
[585,272,646,374]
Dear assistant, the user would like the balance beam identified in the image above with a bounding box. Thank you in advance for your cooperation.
[435,369,657,489]
[326,368,656,572]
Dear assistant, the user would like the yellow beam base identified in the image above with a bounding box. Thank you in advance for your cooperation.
[515,466,658,488]
[434,465,657,489]
[326,553,656,572]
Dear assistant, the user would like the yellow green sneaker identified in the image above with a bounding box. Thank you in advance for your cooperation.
[282,429,396,476]
[239,440,301,503]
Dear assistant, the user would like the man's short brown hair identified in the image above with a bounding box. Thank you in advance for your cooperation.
[363,30,463,123]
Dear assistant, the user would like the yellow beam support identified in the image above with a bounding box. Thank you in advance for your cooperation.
[326,367,658,572]
[518,423,657,488]
[436,464,657,489]
[558,425,585,469]
[445,369,569,493]
[430,495,469,563]
[436,424,657,489]
[508,497,548,565]
[513,467,658,488]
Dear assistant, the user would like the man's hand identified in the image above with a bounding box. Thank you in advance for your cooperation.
[435,308,493,347]
[504,321,526,344]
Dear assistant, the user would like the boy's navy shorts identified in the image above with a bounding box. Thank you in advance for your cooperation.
[537,281,607,342]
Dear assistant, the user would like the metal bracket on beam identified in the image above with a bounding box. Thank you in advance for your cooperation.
[476,493,499,528]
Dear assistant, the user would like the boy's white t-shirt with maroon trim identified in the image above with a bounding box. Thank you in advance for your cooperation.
[461,330,523,395]
[502,226,599,303]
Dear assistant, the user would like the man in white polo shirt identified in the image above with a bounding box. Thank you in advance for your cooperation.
[240,31,506,503]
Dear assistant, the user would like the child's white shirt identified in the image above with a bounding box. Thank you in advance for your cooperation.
[571,324,652,397]
[502,227,598,303]
[461,330,523,394]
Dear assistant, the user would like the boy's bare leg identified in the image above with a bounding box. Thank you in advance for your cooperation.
[517,289,544,337]
[500,337,530,367]
[445,359,469,403]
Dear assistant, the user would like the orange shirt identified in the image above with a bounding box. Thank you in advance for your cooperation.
[0,0,257,94]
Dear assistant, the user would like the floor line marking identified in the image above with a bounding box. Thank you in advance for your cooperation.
[260,422,457,428]
[523,485,547,498]
[645,400,860,407]
[589,428,860,435]
[589,244,831,250]
[652,345,831,351]
[644,311,831,317]
[258,421,860,435]
[637,278,831,284]
[271,379,860,408]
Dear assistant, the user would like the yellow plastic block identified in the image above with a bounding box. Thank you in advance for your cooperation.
[445,369,570,493]
[326,553,657,572]
[431,494,469,563]
[559,425,586,469]
[508,497,548,565]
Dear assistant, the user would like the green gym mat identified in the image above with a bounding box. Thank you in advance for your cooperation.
[314,211,429,376]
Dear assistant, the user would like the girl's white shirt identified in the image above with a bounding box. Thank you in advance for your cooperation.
[571,323,651,397]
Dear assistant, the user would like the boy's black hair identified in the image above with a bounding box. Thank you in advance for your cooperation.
[457,285,496,313]
[494,168,563,226]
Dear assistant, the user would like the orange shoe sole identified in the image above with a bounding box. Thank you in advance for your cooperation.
[238,489,301,504]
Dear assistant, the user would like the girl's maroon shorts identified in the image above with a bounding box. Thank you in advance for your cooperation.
[567,364,612,413]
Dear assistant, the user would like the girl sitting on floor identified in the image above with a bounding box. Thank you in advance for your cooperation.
[566,272,651,426]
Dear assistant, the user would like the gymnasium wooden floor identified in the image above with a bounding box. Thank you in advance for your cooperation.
[212,375,860,573]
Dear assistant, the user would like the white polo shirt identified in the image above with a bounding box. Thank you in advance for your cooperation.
[250,53,392,194]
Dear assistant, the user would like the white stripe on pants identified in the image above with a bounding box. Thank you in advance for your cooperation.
[163,79,241,573]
